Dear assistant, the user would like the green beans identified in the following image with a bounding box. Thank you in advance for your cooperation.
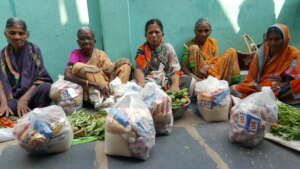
[270,102,300,141]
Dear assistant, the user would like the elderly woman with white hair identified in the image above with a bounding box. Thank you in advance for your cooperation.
[181,18,241,84]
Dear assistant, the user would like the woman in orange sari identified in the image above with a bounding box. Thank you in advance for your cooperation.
[231,24,300,103]
[181,18,240,84]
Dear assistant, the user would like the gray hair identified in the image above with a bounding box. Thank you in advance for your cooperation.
[194,18,211,32]
[77,26,95,39]
[5,17,27,32]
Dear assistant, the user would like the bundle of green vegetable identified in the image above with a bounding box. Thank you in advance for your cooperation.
[68,109,106,141]
[167,88,190,109]
[270,102,300,141]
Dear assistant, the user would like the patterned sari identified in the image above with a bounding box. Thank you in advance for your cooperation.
[135,42,194,92]
[182,37,241,84]
[231,24,300,102]
[0,42,53,99]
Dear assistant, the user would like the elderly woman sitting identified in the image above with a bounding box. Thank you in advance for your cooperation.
[181,18,240,84]
[0,18,53,117]
[64,27,131,108]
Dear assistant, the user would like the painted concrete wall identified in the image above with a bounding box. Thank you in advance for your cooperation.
[0,0,102,80]
[101,0,300,61]
[1,0,299,79]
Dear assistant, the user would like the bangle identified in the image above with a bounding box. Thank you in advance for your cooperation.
[86,80,89,87]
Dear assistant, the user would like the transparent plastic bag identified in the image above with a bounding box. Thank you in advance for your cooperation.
[13,105,73,154]
[50,75,83,115]
[195,76,231,121]
[229,87,278,147]
[142,82,173,135]
[105,93,155,160]
[0,128,14,142]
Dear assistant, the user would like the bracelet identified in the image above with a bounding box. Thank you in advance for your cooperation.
[86,80,89,87]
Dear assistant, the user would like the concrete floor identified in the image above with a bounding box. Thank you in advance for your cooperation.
[0,107,299,169]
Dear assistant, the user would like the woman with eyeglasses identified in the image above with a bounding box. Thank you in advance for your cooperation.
[181,18,240,84]
[64,26,131,108]
[0,17,53,117]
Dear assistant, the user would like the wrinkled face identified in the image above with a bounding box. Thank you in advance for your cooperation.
[146,23,163,48]
[5,26,28,50]
[195,23,211,44]
[77,31,95,53]
[267,31,284,53]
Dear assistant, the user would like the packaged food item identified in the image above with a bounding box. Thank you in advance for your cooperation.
[229,87,278,147]
[195,76,231,122]
[142,82,173,135]
[105,94,155,160]
[13,105,73,154]
[50,75,83,115]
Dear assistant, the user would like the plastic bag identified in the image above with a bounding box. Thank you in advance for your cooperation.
[13,105,73,154]
[112,81,142,101]
[195,76,231,122]
[0,128,14,142]
[105,93,155,160]
[229,87,278,147]
[142,82,173,135]
[50,75,83,115]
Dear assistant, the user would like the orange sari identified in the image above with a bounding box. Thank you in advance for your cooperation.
[231,24,299,98]
[182,37,240,84]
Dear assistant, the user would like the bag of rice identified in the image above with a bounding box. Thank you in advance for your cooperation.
[195,76,231,122]
[142,82,173,135]
[13,105,73,154]
[229,87,278,147]
[105,93,155,160]
[50,75,83,115]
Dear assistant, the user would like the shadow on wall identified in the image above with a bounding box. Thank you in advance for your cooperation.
[237,0,276,46]
[128,0,238,61]
[277,0,300,48]
[128,0,289,61]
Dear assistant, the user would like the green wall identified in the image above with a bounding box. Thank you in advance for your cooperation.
[0,0,102,80]
[1,0,300,80]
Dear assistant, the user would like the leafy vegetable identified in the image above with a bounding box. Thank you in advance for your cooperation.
[270,102,300,141]
[167,88,190,109]
[68,109,106,140]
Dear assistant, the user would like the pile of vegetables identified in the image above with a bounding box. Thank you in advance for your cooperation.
[68,109,106,141]
[270,102,300,141]
[0,116,18,128]
[167,88,190,109]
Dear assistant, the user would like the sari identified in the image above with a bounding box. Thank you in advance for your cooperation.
[135,42,194,93]
[0,42,53,113]
[231,24,299,100]
[182,37,241,84]
[68,48,131,100]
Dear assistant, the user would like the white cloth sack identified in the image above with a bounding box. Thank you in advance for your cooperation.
[13,105,73,154]
[229,87,278,147]
[195,76,231,122]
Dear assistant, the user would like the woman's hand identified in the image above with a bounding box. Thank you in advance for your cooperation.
[17,98,31,117]
[89,81,111,97]
[0,104,14,117]
[248,82,261,91]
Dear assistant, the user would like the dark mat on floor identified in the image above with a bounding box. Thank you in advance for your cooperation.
[108,127,217,169]
[0,142,99,169]
[195,122,300,169]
